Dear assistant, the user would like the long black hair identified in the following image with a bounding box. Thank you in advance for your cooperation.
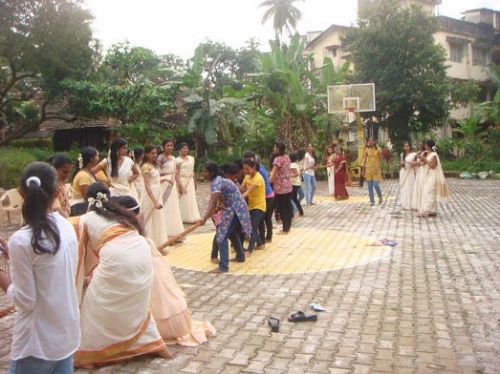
[274,141,286,156]
[110,137,128,178]
[79,147,98,169]
[112,196,141,216]
[425,139,436,151]
[203,161,220,181]
[133,147,144,163]
[72,146,97,182]
[142,145,158,166]
[20,162,61,255]
[86,182,144,236]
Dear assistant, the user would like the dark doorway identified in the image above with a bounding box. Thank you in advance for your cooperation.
[53,127,110,151]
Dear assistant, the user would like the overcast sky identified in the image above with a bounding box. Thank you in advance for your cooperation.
[84,0,499,59]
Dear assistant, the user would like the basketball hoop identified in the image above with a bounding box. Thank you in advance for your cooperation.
[327,83,377,181]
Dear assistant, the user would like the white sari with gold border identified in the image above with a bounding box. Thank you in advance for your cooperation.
[72,212,165,367]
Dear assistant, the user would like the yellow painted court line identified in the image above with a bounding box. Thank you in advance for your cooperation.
[165,228,394,275]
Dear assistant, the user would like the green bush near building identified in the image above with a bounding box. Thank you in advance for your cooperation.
[0,147,51,189]
[0,140,79,189]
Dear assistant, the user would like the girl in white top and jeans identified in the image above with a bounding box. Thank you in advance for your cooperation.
[302,143,317,206]
[0,162,80,374]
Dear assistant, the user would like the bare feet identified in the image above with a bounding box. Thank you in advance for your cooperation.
[255,244,265,250]
[244,250,251,258]
[210,258,219,264]
[157,347,173,359]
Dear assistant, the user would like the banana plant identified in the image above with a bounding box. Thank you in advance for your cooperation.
[253,35,312,147]
[183,45,247,157]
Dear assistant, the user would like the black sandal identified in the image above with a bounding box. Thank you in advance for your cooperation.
[268,317,280,333]
[288,311,317,322]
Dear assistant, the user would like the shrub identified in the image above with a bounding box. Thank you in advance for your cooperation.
[441,158,500,174]
[436,137,455,160]
[10,137,54,149]
[0,147,54,189]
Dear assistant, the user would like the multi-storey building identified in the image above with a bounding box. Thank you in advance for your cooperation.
[305,1,499,139]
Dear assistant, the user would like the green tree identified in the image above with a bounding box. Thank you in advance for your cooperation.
[345,0,449,147]
[254,34,333,150]
[182,44,249,157]
[260,0,303,38]
[0,0,94,145]
[62,44,182,145]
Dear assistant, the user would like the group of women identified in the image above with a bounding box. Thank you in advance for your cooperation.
[199,141,351,274]
[199,144,289,274]
[0,138,215,373]
[399,139,449,217]
[67,138,201,247]
[0,134,450,372]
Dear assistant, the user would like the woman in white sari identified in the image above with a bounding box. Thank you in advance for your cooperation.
[157,139,185,238]
[418,140,449,217]
[411,142,427,211]
[323,145,335,196]
[72,183,171,368]
[133,147,145,200]
[114,195,217,346]
[399,142,417,210]
[176,143,201,223]
[93,138,140,197]
[141,146,168,247]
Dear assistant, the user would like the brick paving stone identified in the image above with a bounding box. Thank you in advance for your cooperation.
[0,179,499,374]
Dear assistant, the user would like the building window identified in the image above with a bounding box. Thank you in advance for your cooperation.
[473,47,489,66]
[449,42,464,63]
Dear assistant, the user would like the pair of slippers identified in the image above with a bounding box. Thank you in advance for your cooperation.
[268,311,317,333]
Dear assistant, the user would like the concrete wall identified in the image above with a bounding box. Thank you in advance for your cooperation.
[434,31,490,82]
[307,29,350,72]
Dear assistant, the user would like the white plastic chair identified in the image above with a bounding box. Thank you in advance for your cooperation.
[0,188,23,227]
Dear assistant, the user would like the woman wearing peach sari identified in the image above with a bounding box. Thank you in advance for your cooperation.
[114,195,217,346]
[72,183,170,368]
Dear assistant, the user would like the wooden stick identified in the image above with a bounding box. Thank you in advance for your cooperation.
[158,221,203,253]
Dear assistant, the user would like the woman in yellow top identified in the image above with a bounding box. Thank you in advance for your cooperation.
[70,147,99,216]
[240,158,266,254]
[49,154,73,218]
[362,137,383,206]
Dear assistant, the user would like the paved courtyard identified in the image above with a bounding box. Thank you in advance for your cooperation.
[0,179,499,373]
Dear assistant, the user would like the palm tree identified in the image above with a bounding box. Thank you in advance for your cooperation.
[260,0,304,38]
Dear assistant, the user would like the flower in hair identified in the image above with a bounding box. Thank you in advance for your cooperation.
[78,154,83,169]
[88,192,109,210]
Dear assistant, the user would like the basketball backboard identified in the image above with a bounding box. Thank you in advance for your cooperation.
[327,83,376,114]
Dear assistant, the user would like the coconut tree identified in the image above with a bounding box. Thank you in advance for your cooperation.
[260,0,304,38]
